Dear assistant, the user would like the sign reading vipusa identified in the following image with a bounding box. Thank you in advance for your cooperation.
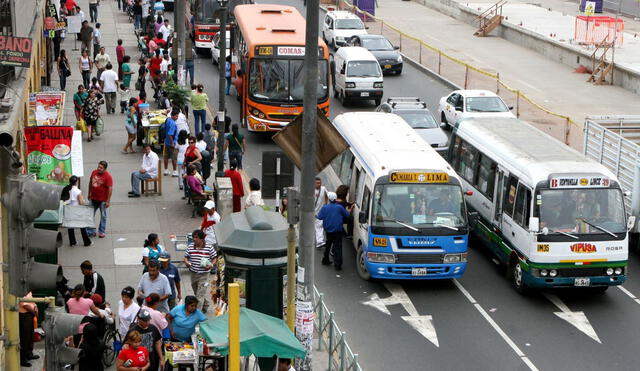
[0,36,32,67]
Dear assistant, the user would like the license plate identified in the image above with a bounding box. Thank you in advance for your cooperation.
[361,92,370,97]
[574,277,590,286]
[412,267,427,276]
[384,64,392,69]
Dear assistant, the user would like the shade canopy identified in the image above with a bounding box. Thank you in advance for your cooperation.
[200,307,306,359]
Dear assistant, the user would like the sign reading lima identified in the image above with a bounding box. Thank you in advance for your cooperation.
[390,172,449,183]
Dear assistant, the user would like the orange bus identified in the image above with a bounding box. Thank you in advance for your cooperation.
[233,4,330,132]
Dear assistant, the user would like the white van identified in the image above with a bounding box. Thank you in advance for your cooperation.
[322,10,368,49]
[332,47,384,106]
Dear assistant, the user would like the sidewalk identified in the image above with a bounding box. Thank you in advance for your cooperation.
[355,0,640,147]
[23,1,327,370]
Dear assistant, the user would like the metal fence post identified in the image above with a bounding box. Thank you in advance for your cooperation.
[516,90,521,117]
[438,51,442,75]
[464,65,469,89]
[399,33,402,51]
[496,72,500,94]
[340,332,346,371]
[317,294,325,351]
[328,312,335,371]
[352,354,359,371]
[564,117,571,145]
[419,43,422,64]
[380,20,384,35]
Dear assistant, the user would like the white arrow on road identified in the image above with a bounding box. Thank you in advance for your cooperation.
[543,293,601,343]
[362,283,439,347]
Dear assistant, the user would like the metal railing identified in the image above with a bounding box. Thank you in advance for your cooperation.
[314,286,363,371]
[333,0,580,148]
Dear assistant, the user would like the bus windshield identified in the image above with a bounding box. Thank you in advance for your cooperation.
[372,184,466,229]
[249,59,328,103]
[195,0,221,24]
[536,188,626,235]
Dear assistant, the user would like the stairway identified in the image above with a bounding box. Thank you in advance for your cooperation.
[588,39,614,85]
[474,0,506,37]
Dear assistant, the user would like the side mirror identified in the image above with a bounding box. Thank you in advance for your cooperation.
[508,106,514,110]
[455,105,463,112]
[628,215,636,231]
[394,45,400,50]
[340,67,345,75]
[528,217,540,233]
[440,122,448,128]
[542,227,549,235]
[365,26,370,29]
[468,211,479,221]
[359,211,367,224]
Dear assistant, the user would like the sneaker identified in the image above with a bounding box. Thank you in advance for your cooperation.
[128,193,140,198]
[164,170,170,176]
[84,241,93,247]
[98,233,106,238]
[172,170,178,177]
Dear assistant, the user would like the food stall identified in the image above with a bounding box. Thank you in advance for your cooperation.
[140,103,167,148]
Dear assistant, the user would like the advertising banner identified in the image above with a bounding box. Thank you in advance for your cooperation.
[0,36,32,67]
[28,92,66,126]
[24,126,74,185]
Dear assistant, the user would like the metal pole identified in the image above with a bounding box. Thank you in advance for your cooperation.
[216,0,228,176]
[228,283,240,371]
[298,0,320,367]
[175,0,186,86]
[286,224,296,331]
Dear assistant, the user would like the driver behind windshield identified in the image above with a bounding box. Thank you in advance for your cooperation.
[429,189,456,214]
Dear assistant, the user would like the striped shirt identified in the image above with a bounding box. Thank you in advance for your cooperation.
[185,243,217,274]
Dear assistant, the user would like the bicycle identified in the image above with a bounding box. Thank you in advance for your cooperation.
[102,320,122,367]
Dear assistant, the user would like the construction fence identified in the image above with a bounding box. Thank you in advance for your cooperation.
[334,0,581,147]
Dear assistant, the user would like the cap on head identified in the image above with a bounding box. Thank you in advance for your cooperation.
[204,200,216,209]
[158,251,171,262]
[138,309,152,321]
[327,192,337,202]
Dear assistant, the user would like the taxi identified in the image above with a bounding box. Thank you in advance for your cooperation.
[438,89,515,128]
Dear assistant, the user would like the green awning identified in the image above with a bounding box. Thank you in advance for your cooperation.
[200,307,306,359]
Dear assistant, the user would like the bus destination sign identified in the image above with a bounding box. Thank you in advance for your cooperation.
[256,45,324,57]
[549,176,610,189]
[390,172,449,183]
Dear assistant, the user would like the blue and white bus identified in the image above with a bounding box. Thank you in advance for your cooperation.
[330,112,469,280]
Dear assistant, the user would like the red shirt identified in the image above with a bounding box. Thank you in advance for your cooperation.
[65,0,77,11]
[149,57,163,78]
[117,346,149,367]
[116,45,125,63]
[224,169,244,197]
[89,170,113,202]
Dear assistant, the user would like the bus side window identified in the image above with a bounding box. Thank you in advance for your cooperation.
[459,140,479,183]
[356,171,366,206]
[361,186,372,223]
[513,183,532,227]
[475,154,496,200]
[350,167,361,203]
[451,135,462,170]
[503,175,519,217]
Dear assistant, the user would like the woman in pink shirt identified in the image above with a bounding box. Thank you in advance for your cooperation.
[142,293,168,335]
[67,284,104,339]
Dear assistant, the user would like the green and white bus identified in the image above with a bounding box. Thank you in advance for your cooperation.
[447,117,629,293]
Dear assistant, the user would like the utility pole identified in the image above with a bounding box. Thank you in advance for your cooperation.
[297,0,321,368]
[216,0,229,176]
[175,0,186,86]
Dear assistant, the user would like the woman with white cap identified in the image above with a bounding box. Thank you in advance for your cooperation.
[201,200,221,246]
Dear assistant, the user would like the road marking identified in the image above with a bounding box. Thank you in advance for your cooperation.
[453,280,538,371]
[617,285,640,306]
[361,283,439,347]
[543,293,601,343]
[517,79,542,93]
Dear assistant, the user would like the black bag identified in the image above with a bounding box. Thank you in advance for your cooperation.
[65,69,71,77]
[135,79,142,91]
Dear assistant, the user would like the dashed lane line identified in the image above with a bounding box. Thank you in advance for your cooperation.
[617,285,640,306]
[453,279,539,371]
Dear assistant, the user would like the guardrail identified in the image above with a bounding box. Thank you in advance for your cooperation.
[332,0,580,147]
[314,286,363,371]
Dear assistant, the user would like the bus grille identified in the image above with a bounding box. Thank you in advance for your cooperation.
[395,238,440,249]
[269,114,298,120]
[395,254,444,264]
[557,267,606,277]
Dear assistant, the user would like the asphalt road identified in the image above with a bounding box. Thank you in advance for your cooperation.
[186,1,640,369]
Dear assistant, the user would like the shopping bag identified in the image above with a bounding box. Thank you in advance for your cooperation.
[62,204,95,229]
[76,118,87,132]
[95,117,104,136]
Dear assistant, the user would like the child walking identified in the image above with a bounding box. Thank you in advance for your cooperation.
[119,84,132,114]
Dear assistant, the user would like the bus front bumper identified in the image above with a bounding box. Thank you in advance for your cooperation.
[523,270,626,288]
[367,262,467,280]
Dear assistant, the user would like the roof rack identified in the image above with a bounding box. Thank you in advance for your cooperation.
[386,97,427,108]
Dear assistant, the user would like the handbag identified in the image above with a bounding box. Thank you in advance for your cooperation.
[62,204,96,229]
[95,117,104,135]
[65,69,71,77]
[135,79,142,91]
[76,118,87,132]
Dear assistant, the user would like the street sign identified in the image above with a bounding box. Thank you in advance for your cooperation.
[584,1,596,16]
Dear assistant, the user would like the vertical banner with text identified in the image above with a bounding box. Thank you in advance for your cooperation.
[24,126,74,185]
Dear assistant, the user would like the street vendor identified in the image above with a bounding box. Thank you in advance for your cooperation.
[166,295,206,342]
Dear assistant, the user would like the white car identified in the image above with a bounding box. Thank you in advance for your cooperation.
[438,89,515,127]
[210,31,236,65]
[322,10,368,50]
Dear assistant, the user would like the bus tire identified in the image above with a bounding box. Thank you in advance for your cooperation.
[356,248,372,281]
[510,258,529,295]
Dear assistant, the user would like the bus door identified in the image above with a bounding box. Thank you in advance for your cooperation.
[492,167,508,229]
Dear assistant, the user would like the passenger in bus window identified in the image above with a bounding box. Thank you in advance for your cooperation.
[578,192,601,220]
[429,189,456,215]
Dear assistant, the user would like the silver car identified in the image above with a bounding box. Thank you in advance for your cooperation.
[376,97,449,154]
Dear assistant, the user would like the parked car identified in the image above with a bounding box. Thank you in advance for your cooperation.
[322,10,367,50]
[332,47,384,106]
[438,89,515,127]
[347,34,402,75]
[376,97,449,153]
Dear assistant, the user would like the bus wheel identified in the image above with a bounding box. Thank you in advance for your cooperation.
[356,248,372,281]
[511,259,529,295]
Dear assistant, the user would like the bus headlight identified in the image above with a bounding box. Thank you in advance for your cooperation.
[549,269,557,277]
[367,252,395,263]
[444,253,467,263]
[606,267,614,276]
[249,106,266,119]
[615,267,623,275]
[540,269,548,277]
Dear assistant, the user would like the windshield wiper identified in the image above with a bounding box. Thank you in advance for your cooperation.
[382,218,419,232]
[419,221,459,231]
[551,229,579,239]
[579,218,618,237]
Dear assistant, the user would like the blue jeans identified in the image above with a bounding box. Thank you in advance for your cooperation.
[89,4,98,22]
[134,15,142,30]
[193,109,206,134]
[87,200,108,235]
[229,150,243,169]
[131,171,153,195]
[225,76,231,95]
[185,60,195,87]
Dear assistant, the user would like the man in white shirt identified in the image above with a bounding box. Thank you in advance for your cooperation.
[159,19,172,41]
[99,63,119,114]
[94,47,111,80]
[92,23,101,59]
[129,144,159,197]
[277,358,296,371]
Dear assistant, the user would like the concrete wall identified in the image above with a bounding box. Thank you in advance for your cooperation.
[12,0,39,37]
[416,0,640,95]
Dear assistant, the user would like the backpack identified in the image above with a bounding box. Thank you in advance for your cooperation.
[158,117,168,143]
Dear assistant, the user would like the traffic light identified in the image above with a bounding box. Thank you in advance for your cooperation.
[0,174,64,296]
[43,307,84,368]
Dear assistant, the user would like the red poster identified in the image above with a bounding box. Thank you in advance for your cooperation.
[24,126,74,185]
